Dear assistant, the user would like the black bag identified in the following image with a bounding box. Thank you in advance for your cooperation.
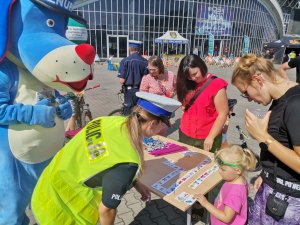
[266,193,289,221]
[265,161,289,221]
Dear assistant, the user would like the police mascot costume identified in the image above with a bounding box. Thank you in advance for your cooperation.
[0,0,95,224]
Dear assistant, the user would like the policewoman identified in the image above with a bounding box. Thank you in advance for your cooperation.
[118,40,148,115]
[31,92,181,225]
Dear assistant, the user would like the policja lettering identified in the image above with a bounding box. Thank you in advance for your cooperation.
[85,119,106,160]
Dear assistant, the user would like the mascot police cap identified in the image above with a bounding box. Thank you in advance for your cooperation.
[1,0,86,62]
[136,92,181,127]
[31,0,86,24]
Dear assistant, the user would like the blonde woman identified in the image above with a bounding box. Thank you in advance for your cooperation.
[231,54,300,224]
[31,92,181,225]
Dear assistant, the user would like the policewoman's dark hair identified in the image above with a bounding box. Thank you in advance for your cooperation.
[176,54,208,103]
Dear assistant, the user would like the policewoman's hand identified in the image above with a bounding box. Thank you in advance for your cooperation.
[133,180,151,202]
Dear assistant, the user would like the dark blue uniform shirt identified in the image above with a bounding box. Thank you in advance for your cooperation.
[117,53,148,86]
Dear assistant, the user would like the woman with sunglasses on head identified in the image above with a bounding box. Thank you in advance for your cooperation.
[176,54,228,153]
[195,145,256,225]
[231,54,300,224]
[31,92,181,225]
[176,54,229,223]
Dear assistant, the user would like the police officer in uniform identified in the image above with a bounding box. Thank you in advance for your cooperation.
[31,92,182,225]
[118,40,148,115]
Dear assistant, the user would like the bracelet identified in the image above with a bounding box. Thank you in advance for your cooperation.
[263,137,275,147]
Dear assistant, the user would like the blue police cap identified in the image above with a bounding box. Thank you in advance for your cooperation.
[136,92,181,126]
[129,40,142,47]
[31,0,86,24]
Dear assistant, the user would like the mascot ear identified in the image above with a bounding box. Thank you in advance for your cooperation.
[0,0,16,62]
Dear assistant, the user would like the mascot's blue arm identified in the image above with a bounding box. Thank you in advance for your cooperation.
[0,69,56,128]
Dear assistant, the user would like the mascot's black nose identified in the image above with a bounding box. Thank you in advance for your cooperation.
[75,44,96,65]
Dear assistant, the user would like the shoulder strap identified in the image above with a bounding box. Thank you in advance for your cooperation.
[184,76,217,112]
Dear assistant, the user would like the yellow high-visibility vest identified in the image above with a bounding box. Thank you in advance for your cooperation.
[32,116,141,225]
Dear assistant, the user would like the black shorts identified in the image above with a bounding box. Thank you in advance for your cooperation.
[84,163,138,209]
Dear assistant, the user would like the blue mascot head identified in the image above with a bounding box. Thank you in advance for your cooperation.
[0,0,96,92]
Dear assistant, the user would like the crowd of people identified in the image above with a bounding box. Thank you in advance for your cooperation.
[10,40,300,225]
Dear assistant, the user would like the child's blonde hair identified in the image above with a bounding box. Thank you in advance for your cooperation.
[215,145,256,172]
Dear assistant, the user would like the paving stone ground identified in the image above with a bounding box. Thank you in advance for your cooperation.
[27,63,296,225]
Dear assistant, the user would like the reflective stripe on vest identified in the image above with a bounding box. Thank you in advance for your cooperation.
[32,116,141,225]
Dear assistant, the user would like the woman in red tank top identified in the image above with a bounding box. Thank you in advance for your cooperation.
[176,54,229,224]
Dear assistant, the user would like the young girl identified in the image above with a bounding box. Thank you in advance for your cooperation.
[195,145,256,225]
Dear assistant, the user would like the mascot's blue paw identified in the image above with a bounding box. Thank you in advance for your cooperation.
[54,90,72,120]
[31,104,56,128]
[35,98,52,106]
[56,101,72,120]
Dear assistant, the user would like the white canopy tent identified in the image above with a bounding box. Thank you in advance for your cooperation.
[155,31,189,55]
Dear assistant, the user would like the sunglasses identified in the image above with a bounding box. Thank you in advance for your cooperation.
[240,84,249,98]
[240,73,262,98]
[215,156,242,169]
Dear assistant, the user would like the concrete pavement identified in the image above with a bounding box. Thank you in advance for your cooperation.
[27,63,296,225]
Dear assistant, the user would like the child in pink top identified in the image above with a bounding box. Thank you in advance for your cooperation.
[195,145,257,225]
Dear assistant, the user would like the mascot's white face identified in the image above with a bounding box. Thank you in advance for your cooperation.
[32,45,94,92]
[7,0,95,92]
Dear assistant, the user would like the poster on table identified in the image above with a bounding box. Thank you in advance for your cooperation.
[140,136,222,211]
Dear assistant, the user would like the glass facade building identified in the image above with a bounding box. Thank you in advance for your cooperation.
[74,0,282,58]
[283,13,291,34]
